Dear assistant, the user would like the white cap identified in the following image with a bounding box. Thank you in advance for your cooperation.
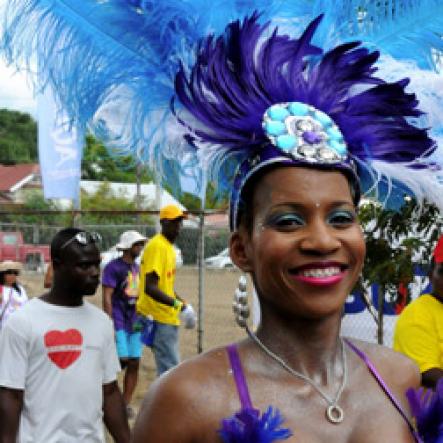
[0,260,22,272]
[116,231,147,250]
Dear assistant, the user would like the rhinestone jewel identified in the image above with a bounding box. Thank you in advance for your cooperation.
[297,120,314,132]
[298,144,317,158]
[303,130,323,145]
[248,154,261,168]
[263,101,348,164]
[318,147,339,161]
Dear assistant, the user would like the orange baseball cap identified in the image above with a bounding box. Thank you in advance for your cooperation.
[159,204,186,220]
[433,234,443,264]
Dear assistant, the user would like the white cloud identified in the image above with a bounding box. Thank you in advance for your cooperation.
[0,0,37,117]
[0,62,37,117]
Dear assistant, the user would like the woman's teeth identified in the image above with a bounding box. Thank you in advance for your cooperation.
[300,267,341,278]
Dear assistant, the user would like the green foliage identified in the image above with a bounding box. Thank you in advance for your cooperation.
[5,190,68,226]
[82,135,154,183]
[80,182,154,225]
[0,109,37,164]
[358,199,443,303]
[180,192,203,211]
[205,181,229,210]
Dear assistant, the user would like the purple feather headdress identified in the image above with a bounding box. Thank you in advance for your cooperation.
[174,13,436,230]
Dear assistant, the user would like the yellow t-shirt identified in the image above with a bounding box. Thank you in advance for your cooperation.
[393,294,443,373]
[136,233,180,325]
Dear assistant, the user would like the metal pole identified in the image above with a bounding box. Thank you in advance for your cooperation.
[72,179,81,227]
[155,170,161,234]
[197,210,205,353]
[377,285,384,345]
[136,162,142,226]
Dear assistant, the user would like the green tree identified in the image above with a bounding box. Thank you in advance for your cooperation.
[82,135,154,183]
[80,182,154,225]
[0,109,37,164]
[6,189,67,226]
[357,199,443,343]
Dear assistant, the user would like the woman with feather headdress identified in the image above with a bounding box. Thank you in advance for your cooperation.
[132,12,431,443]
[3,1,443,442]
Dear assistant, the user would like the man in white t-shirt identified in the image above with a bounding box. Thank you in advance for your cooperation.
[0,228,130,443]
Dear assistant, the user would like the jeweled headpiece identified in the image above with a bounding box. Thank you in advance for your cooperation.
[174,14,435,230]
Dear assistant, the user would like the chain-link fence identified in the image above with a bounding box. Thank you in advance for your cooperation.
[0,211,247,357]
[0,212,430,352]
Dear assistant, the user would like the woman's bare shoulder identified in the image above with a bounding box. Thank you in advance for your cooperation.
[132,345,235,443]
[149,345,231,402]
[345,338,420,389]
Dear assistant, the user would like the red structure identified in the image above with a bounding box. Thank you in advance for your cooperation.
[0,231,50,270]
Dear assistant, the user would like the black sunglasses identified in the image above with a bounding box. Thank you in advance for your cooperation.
[60,231,102,250]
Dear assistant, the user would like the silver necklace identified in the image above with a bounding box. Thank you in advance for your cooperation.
[247,327,347,424]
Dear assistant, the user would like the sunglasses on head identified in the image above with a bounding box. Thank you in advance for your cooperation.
[4,269,19,275]
[60,231,102,250]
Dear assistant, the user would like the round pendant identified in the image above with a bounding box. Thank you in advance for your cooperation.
[326,404,344,424]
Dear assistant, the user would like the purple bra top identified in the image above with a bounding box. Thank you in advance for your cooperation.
[219,338,422,443]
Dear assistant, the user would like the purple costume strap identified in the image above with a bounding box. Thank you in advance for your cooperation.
[221,345,292,442]
[227,344,254,410]
[343,338,422,443]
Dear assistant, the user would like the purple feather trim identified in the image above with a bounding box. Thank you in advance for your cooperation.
[406,379,443,442]
[174,13,435,164]
[219,406,292,443]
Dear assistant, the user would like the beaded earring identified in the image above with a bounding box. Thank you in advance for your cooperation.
[232,275,249,328]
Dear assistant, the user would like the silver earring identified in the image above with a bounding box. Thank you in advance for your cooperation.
[233,275,249,328]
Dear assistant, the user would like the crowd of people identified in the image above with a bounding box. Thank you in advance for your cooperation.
[3,2,443,443]
[0,204,197,442]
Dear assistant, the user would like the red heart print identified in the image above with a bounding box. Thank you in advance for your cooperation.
[44,329,83,369]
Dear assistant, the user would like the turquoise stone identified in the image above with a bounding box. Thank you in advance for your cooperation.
[277,134,297,150]
[327,126,343,141]
[288,102,309,116]
[265,120,286,136]
[314,110,333,127]
[268,105,290,121]
[329,140,347,155]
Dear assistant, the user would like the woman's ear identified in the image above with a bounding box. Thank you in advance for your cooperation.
[229,230,253,273]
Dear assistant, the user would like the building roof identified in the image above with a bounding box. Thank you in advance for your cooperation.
[204,213,229,228]
[0,164,40,192]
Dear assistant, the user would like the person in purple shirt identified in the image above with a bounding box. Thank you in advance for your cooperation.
[102,230,146,418]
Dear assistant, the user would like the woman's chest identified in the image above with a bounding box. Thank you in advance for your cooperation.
[199,372,417,443]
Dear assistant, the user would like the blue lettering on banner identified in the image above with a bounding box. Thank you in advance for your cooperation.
[344,265,431,316]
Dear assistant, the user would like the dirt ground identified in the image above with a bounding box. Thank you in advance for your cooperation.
[20,266,249,435]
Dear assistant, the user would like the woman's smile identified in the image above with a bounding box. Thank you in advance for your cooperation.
[289,261,349,286]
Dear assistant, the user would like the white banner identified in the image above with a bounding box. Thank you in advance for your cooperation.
[38,88,83,203]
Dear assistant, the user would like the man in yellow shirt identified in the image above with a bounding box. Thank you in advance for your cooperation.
[393,234,443,388]
[137,205,187,375]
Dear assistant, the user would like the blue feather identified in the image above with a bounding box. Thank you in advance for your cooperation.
[1,0,312,162]
[219,406,292,443]
[330,0,443,70]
